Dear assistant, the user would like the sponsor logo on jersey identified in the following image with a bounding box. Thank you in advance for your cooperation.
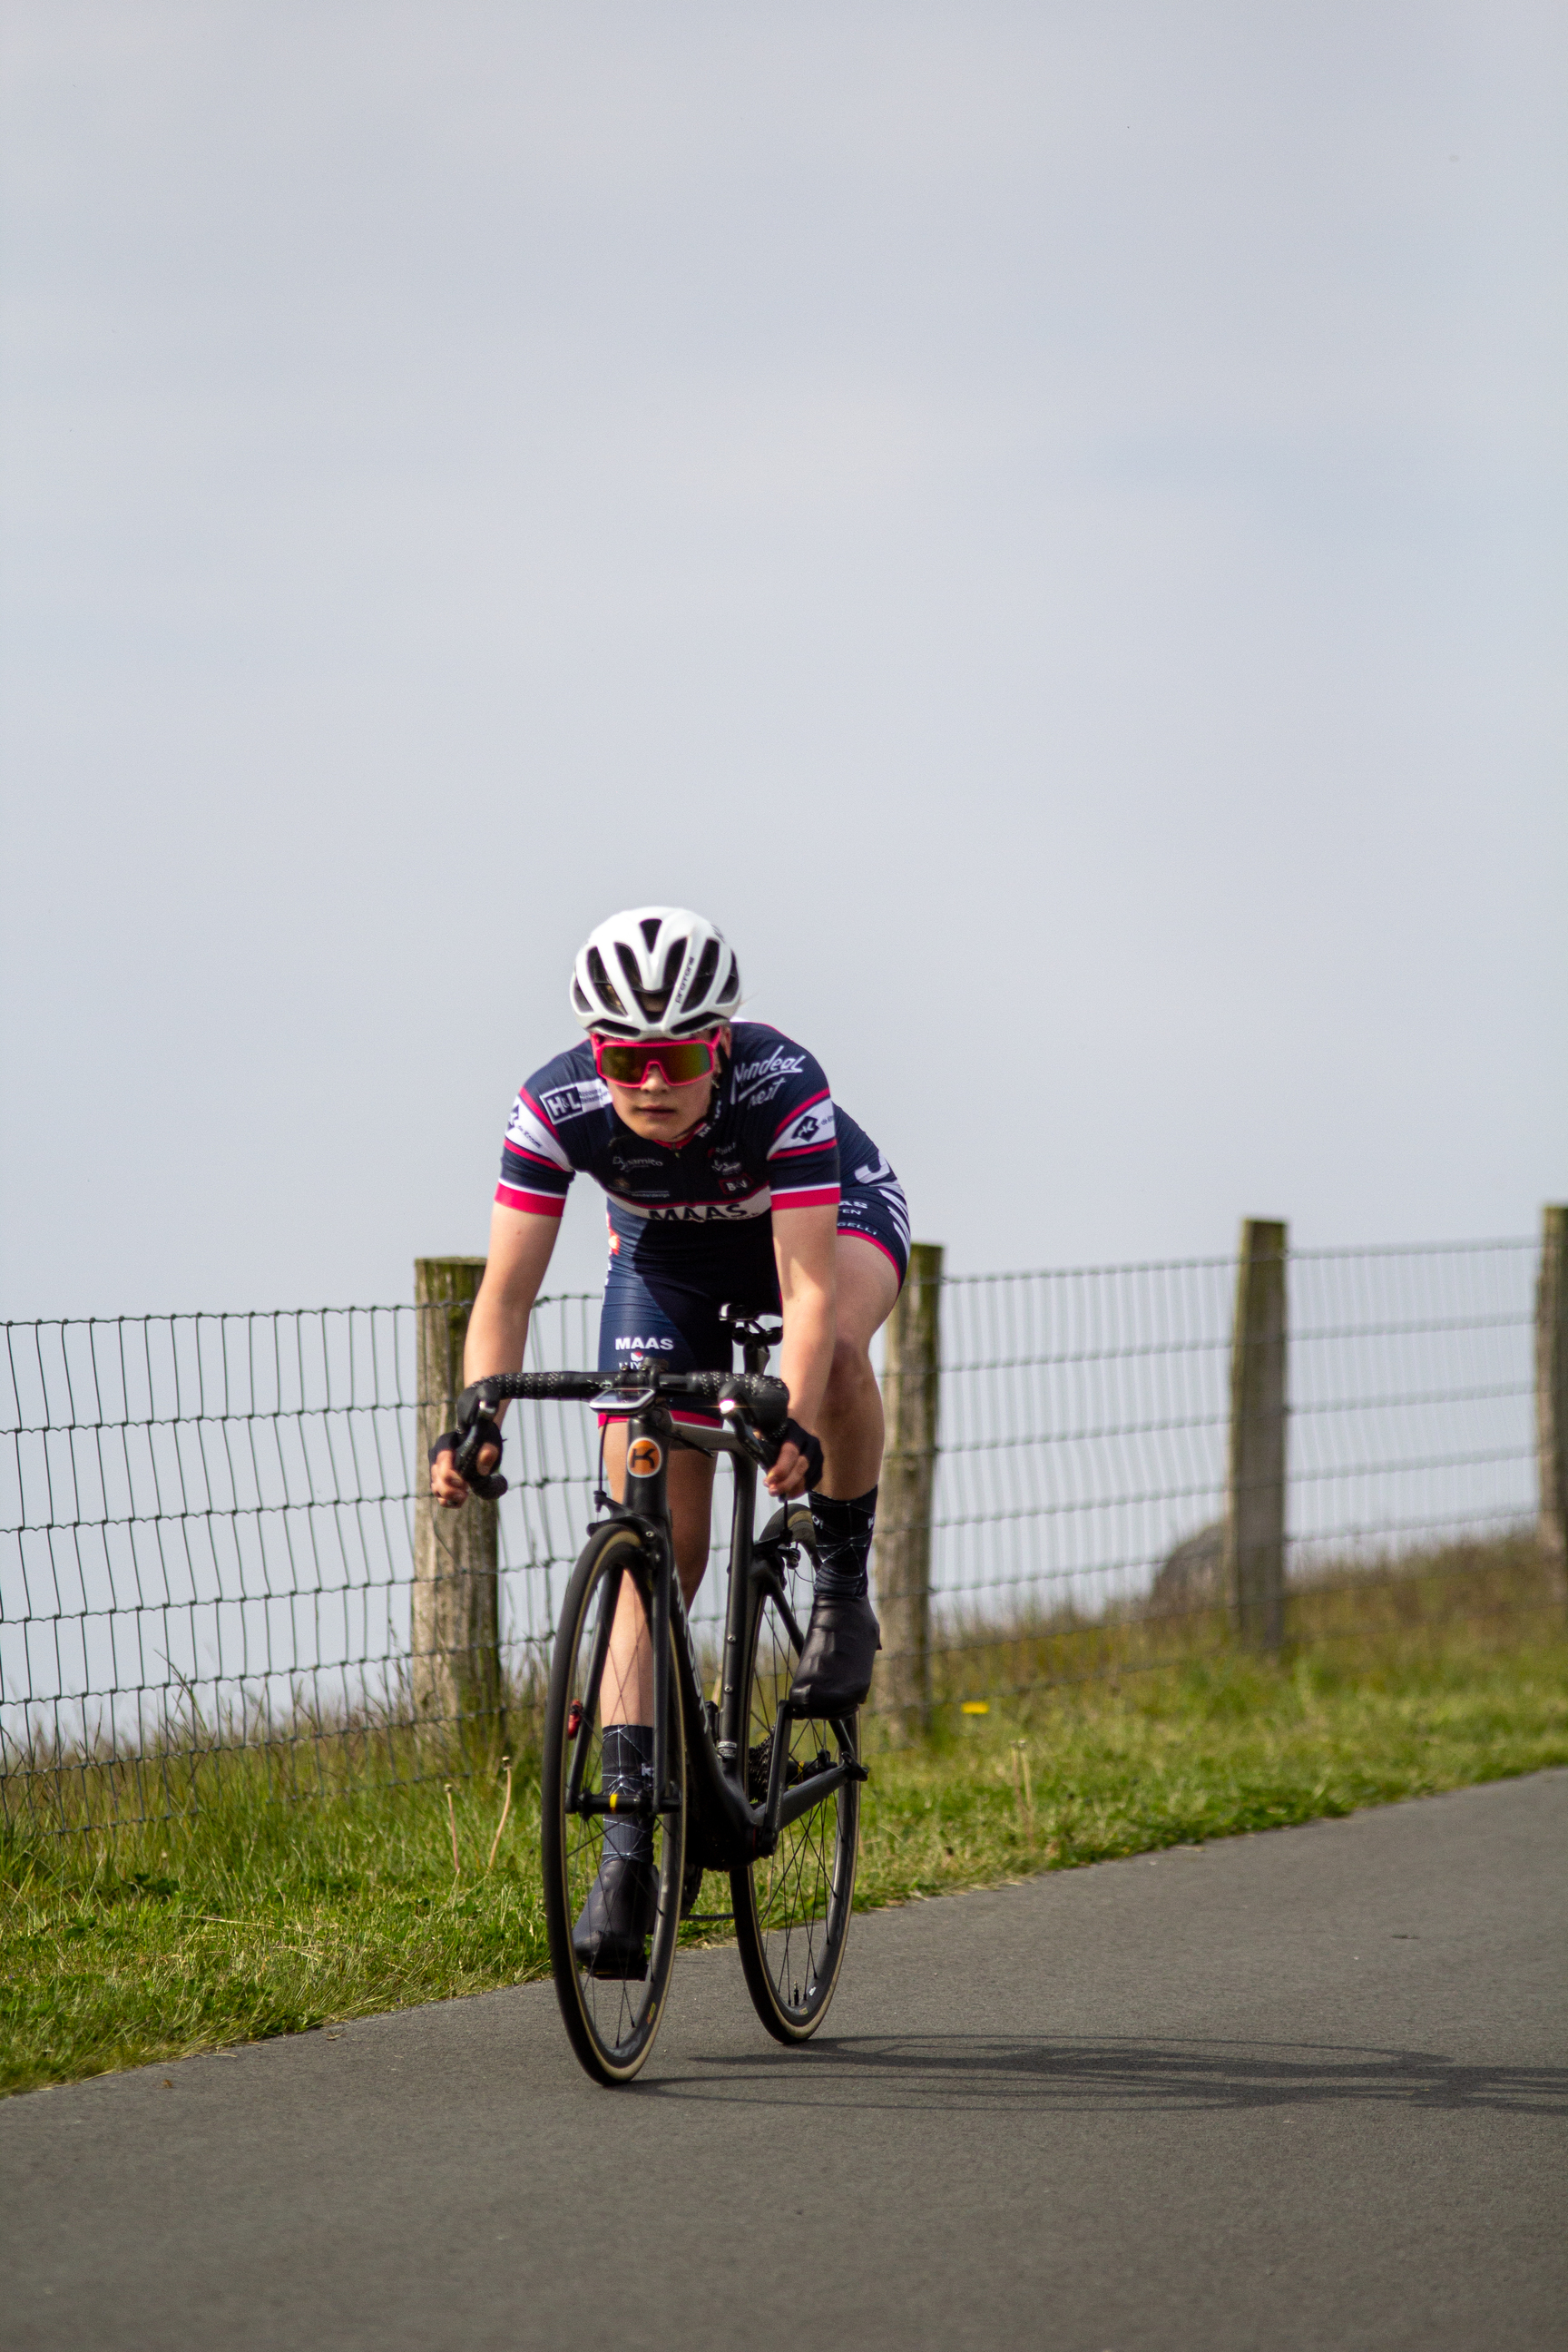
[853,1152,893,1185]
[616,1335,675,1352]
[769,1101,837,1157]
[540,1077,612,1124]
[838,1171,911,1250]
[639,1196,769,1224]
[731,1045,808,1102]
[505,1097,573,1170]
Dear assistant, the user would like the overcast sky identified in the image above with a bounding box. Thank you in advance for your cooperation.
[2,1,1563,1319]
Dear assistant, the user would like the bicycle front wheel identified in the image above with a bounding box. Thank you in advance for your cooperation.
[731,1516,859,2042]
[541,1522,686,2086]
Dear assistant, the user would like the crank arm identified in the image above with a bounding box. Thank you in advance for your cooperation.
[773,1756,869,1833]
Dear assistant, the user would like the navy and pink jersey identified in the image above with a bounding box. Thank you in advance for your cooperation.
[497,1023,908,1391]
[497,1023,903,1270]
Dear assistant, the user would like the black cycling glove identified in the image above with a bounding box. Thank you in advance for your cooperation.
[428,1415,508,1500]
[777,1418,825,1491]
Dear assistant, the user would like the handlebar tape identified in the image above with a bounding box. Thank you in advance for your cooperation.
[454,1369,790,1428]
[446,1369,811,1494]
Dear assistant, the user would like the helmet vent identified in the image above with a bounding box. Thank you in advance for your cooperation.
[585,946,626,1018]
[639,917,662,952]
[612,940,665,1022]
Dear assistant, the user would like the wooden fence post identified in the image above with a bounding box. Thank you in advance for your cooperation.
[1537,1205,1568,1606]
[876,1240,943,1736]
[412,1256,503,1751]
[1226,1219,1288,1652]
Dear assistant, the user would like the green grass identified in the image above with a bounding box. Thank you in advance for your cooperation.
[5,1552,1566,2098]
[855,1643,1567,1907]
[1,1769,553,2099]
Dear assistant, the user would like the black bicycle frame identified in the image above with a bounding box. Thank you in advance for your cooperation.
[581,1392,860,1861]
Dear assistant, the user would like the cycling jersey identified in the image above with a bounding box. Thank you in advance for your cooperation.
[497,1023,909,1396]
[501,1021,870,1240]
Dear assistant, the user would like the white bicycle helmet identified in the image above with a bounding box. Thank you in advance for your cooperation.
[569,906,742,1039]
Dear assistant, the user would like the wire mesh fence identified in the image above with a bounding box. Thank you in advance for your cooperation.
[926,1238,1547,1700]
[2,1233,1556,1831]
[0,1293,606,1828]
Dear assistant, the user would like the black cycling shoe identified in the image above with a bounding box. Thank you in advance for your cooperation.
[571,1851,656,1980]
[789,1593,881,1716]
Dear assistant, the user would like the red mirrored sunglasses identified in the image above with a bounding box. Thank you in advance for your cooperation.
[591,1033,722,1087]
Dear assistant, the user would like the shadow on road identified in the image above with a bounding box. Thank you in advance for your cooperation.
[647,2036,1568,2116]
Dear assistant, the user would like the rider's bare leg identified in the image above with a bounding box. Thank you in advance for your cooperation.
[816,1235,901,1498]
[579,1428,715,1960]
[599,1235,898,1726]
[788,1233,902,1708]
[599,1424,714,1725]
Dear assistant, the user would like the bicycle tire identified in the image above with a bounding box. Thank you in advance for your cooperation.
[731,1515,859,2042]
[541,1522,686,2086]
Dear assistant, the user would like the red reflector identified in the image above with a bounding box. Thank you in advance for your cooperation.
[566,1701,583,1739]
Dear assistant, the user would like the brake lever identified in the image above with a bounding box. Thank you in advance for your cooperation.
[452,1396,508,1498]
[717,1396,780,1474]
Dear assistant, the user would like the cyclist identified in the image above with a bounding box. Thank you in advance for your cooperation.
[428,906,908,1969]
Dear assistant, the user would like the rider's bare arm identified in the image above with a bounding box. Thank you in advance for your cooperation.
[428,1203,561,1506]
[768,1200,838,1501]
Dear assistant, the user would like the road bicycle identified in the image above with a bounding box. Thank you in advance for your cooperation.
[453,1309,867,2088]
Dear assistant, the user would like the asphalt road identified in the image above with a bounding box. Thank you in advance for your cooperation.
[5,1771,1564,2352]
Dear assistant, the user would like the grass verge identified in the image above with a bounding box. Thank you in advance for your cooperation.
[5,1609,1565,2097]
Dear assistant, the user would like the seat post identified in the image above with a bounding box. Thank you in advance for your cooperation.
[719,1298,783,1377]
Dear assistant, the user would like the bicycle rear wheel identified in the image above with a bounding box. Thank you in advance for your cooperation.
[731,1511,859,2042]
[541,1522,686,2086]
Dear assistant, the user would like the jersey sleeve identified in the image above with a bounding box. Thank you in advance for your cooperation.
[765,1080,841,1211]
[496,1082,575,1219]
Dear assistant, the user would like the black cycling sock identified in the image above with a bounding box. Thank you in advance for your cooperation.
[808,1485,877,1603]
[601,1722,654,1866]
